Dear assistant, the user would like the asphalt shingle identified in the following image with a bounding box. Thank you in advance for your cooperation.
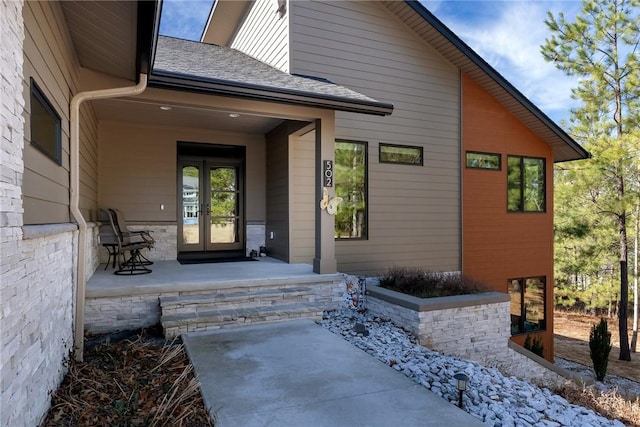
[153,36,389,108]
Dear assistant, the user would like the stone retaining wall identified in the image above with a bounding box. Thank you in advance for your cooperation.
[366,285,570,388]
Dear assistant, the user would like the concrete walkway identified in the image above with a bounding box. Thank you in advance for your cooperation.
[183,319,484,427]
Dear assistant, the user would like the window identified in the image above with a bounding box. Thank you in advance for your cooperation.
[379,143,423,166]
[507,156,545,212]
[466,151,501,170]
[335,140,367,239]
[30,78,61,164]
[509,277,546,334]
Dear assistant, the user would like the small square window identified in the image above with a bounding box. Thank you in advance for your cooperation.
[466,151,501,170]
[30,78,62,165]
[379,143,423,166]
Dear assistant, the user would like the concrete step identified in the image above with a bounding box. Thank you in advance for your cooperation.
[159,286,315,315]
[162,301,325,338]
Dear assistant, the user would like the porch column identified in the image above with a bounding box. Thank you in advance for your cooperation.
[313,116,337,274]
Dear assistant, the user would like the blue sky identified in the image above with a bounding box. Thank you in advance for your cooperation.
[158,0,582,124]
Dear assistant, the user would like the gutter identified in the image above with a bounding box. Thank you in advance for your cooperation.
[149,72,395,117]
[70,74,148,362]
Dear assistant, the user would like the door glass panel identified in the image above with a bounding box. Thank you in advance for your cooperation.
[209,167,238,244]
[182,165,200,245]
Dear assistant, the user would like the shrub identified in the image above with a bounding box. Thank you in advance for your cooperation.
[379,267,488,298]
[524,334,544,358]
[589,318,612,382]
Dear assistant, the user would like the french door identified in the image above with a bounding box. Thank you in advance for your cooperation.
[178,158,244,254]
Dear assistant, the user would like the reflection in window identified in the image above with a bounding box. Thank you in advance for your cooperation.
[379,143,423,165]
[466,151,501,170]
[335,140,367,239]
[507,156,545,212]
[30,78,61,164]
[509,277,546,334]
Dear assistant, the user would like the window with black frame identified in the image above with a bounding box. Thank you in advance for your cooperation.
[335,140,367,239]
[507,156,545,212]
[509,277,546,334]
[30,78,62,165]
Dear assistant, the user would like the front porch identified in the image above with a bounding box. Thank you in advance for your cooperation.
[84,258,346,337]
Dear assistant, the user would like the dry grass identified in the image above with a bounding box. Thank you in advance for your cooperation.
[42,332,213,427]
[555,311,640,426]
[555,311,639,383]
[556,382,640,426]
[379,268,488,298]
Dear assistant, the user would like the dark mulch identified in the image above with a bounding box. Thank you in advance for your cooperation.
[42,329,213,427]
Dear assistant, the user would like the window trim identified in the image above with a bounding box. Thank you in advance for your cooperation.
[379,143,424,166]
[507,155,546,213]
[509,276,547,335]
[30,78,62,165]
[335,139,368,241]
[465,151,501,170]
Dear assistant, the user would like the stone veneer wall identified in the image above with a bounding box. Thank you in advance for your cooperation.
[367,287,569,388]
[98,224,266,263]
[1,3,78,424]
[1,225,77,426]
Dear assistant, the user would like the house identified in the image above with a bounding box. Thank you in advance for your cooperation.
[0,0,588,425]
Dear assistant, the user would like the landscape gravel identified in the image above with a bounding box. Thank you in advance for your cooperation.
[320,309,626,427]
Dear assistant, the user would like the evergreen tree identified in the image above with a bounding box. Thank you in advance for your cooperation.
[542,0,640,360]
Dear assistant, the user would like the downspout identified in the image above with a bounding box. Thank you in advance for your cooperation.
[71,74,148,361]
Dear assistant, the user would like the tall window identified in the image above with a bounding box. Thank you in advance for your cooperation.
[509,277,546,334]
[335,140,367,239]
[507,156,545,212]
[30,78,61,165]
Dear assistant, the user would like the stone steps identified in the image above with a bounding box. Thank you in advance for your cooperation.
[160,281,343,338]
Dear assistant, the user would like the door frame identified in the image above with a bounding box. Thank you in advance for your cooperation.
[177,142,246,258]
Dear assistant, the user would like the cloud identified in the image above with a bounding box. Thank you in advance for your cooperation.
[423,1,582,123]
[159,0,214,41]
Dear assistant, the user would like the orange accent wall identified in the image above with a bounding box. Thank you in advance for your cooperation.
[461,74,555,360]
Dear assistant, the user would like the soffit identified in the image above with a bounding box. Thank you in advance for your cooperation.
[384,1,589,162]
[201,0,252,46]
[92,97,284,134]
[60,1,137,81]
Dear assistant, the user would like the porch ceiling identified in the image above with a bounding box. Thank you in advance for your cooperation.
[92,97,285,134]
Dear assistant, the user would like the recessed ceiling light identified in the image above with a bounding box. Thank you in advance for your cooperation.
[229,113,240,118]
[160,106,172,111]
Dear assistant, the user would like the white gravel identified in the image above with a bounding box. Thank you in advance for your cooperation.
[555,357,640,400]
[319,309,628,427]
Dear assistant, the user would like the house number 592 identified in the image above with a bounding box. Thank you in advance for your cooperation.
[323,160,333,187]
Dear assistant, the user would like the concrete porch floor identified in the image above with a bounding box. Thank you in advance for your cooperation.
[87,257,336,297]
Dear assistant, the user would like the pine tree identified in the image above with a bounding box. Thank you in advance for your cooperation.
[542,0,640,361]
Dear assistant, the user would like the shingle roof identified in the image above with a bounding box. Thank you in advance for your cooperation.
[150,36,393,116]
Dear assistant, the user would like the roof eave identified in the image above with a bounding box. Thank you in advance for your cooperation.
[404,1,590,163]
[148,71,394,116]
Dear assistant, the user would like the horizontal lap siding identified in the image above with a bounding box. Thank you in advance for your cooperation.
[231,0,289,72]
[99,121,267,224]
[461,74,554,359]
[290,130,315,263]
[23,2,99,224]
[290,1,460,275]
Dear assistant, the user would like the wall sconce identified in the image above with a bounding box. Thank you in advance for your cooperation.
[453,373,469,409]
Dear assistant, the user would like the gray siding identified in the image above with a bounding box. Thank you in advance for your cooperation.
[22,1,100,224]
[289,129,315,263]
[265,123,290,261]
[290,1,461,275]
[231,0,289,72]
[99,121,267,224]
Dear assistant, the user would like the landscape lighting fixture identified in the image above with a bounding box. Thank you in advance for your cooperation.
[454,373,469,409]
[228,113,240,118]
[159,105,172,111]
